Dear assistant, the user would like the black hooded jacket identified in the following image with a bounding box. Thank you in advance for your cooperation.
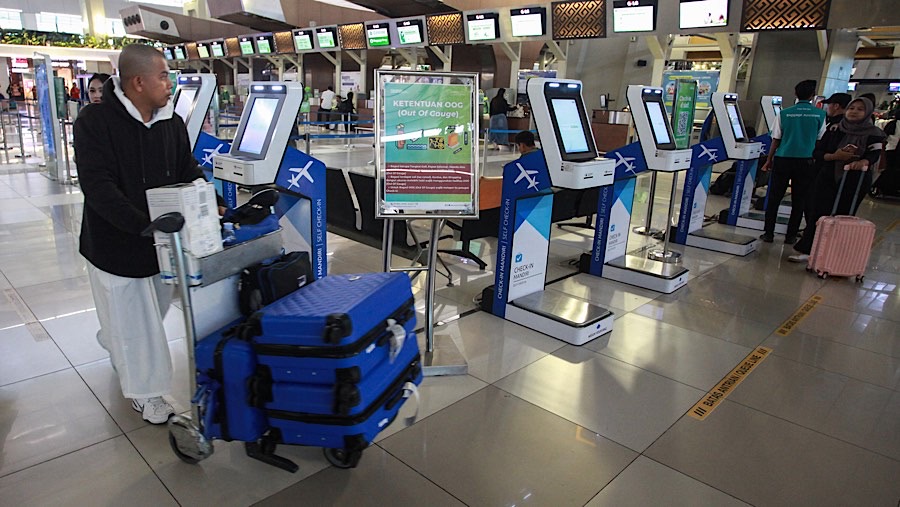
[75,78,205,278]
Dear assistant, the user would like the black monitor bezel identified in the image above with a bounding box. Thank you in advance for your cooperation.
[641,88,677,150]
[238,36,256,56]
[171,44,187,61]
[466,12,501,42]
[543,82,598,163]
[364,22,392,48]
[195,42,211,59]
[395,19,425,46]
[209,40,225,58]
[509,7,547,37]
[254,34,276,55]
[230,91,287,160]
[612,0,658,33]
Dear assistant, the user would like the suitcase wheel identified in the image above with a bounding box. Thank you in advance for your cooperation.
[169,431,201,465]
[324,447,362,469]
[856,275,864,283]
[818,272,828,279]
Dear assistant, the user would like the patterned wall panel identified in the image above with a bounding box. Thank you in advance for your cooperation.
[552,0,606,40]
[742,0,831,31]
[274,31,294,54]
[426,12,465,45]
[186,42,199,61]
[339,23,366,50]
[225,37,240,58]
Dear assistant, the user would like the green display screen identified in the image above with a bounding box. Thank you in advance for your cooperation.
[366,26,390,47]
[239,40,254,55]
[294,33,313,51]
[211,43,224,57]
[197,45,210,58]
[256,38,272,54]
[397,24,422,45]
[316,30,336,48]
[173,46,185,60]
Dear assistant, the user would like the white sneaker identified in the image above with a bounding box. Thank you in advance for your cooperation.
[132,397,175,424]
[787,254,809,263]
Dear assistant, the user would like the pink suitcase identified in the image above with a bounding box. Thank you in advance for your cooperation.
[807,170,875,281]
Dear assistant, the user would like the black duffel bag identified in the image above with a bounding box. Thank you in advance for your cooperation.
[239,251,313,315]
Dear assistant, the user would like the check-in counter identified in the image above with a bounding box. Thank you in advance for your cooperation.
[591,110,631,153]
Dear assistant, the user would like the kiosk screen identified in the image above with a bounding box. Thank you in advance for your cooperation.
[174,88,197,121]
[726,103,746,141]
[645,100,672,146]
[237,98,280,155]
[773,103,781,117]
[551,98,590,155]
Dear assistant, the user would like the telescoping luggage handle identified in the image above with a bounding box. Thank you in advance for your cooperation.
[831,165,869,216]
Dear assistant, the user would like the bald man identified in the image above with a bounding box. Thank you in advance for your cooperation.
[75,44,207,424]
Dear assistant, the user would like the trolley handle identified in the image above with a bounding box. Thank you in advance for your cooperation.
[142,212,186,237]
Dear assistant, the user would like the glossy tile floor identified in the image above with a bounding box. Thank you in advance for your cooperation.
[1,143,900,506]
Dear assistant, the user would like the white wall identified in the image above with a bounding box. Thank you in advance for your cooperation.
[571,36,652,112]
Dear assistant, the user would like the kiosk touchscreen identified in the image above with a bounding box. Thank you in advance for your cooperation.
[527,78,615,189]
[214,81,304,185]
[627,86,692,171]
[712,93,762,160]
[173,74,216,150]
[760,95,783,132]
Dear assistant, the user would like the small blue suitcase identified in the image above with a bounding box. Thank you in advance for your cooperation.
[194,321,268,442]
[258,329,420,416]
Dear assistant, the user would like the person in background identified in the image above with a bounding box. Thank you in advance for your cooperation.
[488,88,516,150]
[69,81,80,101]
[759,79,827,244]
[872,108,899,197]
[86,73,110,104]
[318,85,336,131]
[821,92,851,126]
[74,44,210,424]
[788,97,886,263]
[338,91,356,134]
[515,130,538,156]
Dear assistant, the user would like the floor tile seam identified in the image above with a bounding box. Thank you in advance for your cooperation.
[471,340,568,385]
[367,442,474,507]
[632,300,776,350]
[0,363,76,388]
[720,398,900,465]
[117,431,182,506]
[648,294,791,334]
[812,298,900,319]
[793,329,900,362]
[577,343,721,394]
[764,345,900,393]
[579,454,643,507]
[633,454,758,507]
[373,381,491,444]
[0,434,123,481]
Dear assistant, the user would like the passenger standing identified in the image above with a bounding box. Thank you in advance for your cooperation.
[514,130,538,155]
[759,79,826,244]
[318,85,336,131]
[872,109,899,197]
[788,98,886,262]
[338,91,355,134]
[74,44,209,424]
[821,92,851,126]
[488,88,516,150]
[86,73,110,104]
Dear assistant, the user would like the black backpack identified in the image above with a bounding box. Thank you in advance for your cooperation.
[238,251,313,315]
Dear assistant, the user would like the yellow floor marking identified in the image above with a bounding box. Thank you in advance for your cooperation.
[887,219,899,232]
[688,347,773,421]
[775,295,823,337]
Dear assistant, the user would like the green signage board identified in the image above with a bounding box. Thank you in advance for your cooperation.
[672,80,698,150]
[378,71,479,218]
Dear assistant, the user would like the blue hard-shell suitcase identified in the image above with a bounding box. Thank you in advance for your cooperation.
[194,321,268,442]
[250,272,415,347]
[258,328,419,417]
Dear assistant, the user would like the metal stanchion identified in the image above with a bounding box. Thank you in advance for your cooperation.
[15,108,28,158]
[633,172,664,237]
[647,174,682,264]
[60,120,74,183]
[0,110,9,163]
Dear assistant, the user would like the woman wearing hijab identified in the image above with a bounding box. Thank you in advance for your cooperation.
[788,98,886,263]
[488,88,516,149]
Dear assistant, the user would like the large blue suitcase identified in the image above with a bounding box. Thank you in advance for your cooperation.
[194,321,268,442]
[258,328,419,416]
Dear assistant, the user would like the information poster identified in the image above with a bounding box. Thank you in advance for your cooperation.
[663,70,718,112]
[377,71,478,218]
[672,80,698,150]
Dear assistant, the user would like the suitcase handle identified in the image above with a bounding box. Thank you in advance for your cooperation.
[831,165,868,216]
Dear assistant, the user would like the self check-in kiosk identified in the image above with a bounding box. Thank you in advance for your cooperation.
[761,95,782,132]
[485,78,615,346]
[214,81,304,186]
[584,85,690,294]
[173,74,216,150]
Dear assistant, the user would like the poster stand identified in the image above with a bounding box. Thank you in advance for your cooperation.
[375,69,480,377]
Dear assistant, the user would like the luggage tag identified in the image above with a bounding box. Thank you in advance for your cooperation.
[385,318,406,363]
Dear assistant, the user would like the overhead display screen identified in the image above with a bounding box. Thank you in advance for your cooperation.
[679,0,728,29]
[239,37,255,55]
[397,20,423,45]
[173,45,186,60]
[238,98,279,155]
[551,98,590,154]
[889,83,900,92]
[255,35,274,54]
[316,27,337,49]
[210,41,225,57]
[509,7,546,37]
[293,30,313,51]
[174,88,197,121]
[645,100,672,145]
[467,12,500,41]
[725,103,746,141]
[162,48,174,60]
[197,44,210,59]
[613,0,657,33]
[366,24,391,47]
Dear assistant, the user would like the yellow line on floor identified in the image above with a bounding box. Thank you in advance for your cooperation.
[775,295,823,337]
[887,219,899,232]
[688,346,773,421]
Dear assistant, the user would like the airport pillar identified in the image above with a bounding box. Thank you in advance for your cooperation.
[645,35,671,88]
[500,42,522,94]
[817,29,857,98]
[429,45,453,72]
[715,33,739,93]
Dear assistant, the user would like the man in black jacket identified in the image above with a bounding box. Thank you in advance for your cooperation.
[75,44,206,424]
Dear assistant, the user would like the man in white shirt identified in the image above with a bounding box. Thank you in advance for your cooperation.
[318,85,336,131]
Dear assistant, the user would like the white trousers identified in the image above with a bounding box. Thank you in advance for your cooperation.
[87,263,174,399]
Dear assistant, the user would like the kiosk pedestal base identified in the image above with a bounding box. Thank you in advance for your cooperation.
[735,211,790,234]
[423,334,468,377]
[507,290,614,346]
[602,255,688,294]
[687,225,758,256]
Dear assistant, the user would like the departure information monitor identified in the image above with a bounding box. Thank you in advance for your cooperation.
[238,98,280,155]
[679,0,728,29]
[293,30,313,51]
[210,41,225,57]
[551,98,590,155]
[316,28,337,49]
[397,20,423,45]
[239,37,254,55]
[197,44,210,59]
[366,24,391,47]
[467,12,500,41]
[255,35,274,54]
[509,7,546,37]
[613,0,657,32]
